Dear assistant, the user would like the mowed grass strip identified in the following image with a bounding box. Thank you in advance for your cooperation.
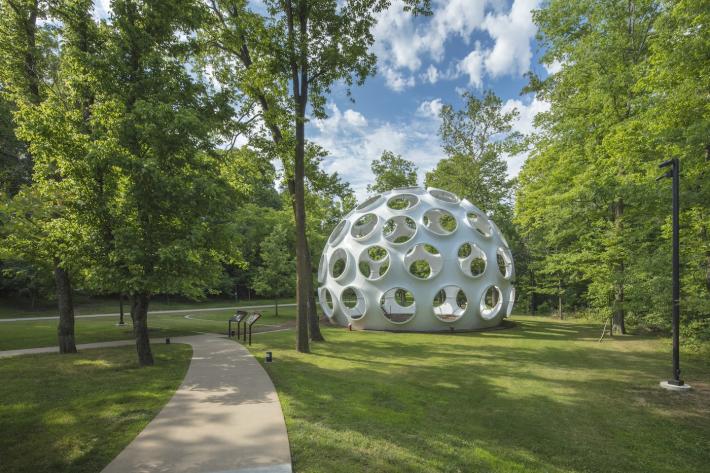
[0,296,296,319]
[247,316,710,473]
[0,306,296,351]
[0,344,192,473]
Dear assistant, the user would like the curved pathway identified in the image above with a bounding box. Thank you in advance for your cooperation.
[0,334,293,473]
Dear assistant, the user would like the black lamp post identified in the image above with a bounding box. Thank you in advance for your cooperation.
[657,158,689,390]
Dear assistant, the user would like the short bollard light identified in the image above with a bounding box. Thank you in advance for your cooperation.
[165,337,171,344]
[265,351,273,363]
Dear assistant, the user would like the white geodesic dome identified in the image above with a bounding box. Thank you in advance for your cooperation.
[317,187,515,332]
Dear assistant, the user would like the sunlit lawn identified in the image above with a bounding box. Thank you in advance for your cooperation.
[0,305,296,351]
[0,344,192,473]
[247,316,710,473]
[0,296,295,319]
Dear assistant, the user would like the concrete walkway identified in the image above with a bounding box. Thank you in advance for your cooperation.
[0,335,293,473]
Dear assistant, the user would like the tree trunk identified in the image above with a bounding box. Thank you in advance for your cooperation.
[274,298,278,318]
[54,263,77,354]
[129,294,137,325]
[612,198,626,334]
[132,292,154,366]
[557,278,563,320]
[287,0,311,353]
[305,245,325,342]
[293,119,310,353]
[119,293,125,325]
[529,269,537,314]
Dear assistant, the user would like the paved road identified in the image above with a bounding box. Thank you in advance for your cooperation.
[0,303,297,323]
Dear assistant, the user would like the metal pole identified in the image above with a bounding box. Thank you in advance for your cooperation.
[670,158,683,385]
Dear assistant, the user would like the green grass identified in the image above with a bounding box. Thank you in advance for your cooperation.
[246,316,710,473]
[0,344,192,473]
[0,295,295,319]
[0,306,296,351]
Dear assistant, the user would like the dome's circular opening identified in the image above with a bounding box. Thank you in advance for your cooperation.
[358,245,390,280]
[496,247,513,279]
[387,193,419,210]
[383,216,417,244]
[466,212,491,238]
[433,286,468,322]
[404,244,442,280]
[341,287,366,320]
[329,248,349,280]
[351,213,378,240]
[380,288,416,324]
[422,208,457,235]
[457,242,486,278]
[328,220,350,245]
[409,260,431,279]
[428,188,460,203]
[318,287,335,318]
[356,194,383,211]
[471,258,486,276]
[480,285,502,320]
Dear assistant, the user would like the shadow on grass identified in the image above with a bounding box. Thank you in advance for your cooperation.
[255,321,710,473]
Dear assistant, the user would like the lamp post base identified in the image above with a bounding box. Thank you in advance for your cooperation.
[660,380,691,391]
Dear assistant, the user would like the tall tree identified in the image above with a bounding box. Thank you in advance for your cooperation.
[15,0,239,365]
[638,0,710,334]
[0,0,82,353]
[425,90,521,221]
[201,0,431,352]
[367,150,418,193]
[518,0,662,332]
[253,224,295,317]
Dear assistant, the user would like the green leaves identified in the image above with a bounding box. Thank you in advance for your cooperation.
[367,150,418,193]
[517,0,710,337]
[252,224,295,299]
[425,91,519,221]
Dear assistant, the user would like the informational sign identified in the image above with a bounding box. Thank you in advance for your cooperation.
[247,313,262,326]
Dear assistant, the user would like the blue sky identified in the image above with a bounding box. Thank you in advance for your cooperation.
[309,0,555,199]
[93,0,555,199]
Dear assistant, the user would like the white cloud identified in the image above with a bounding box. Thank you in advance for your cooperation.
[314,103,369,134]
[309,102,445,199]
[374,0,539,90]
[502,95,550,176]
[424,65,439,84]
[374,0,487,91]
[458,48,484,88]
[481,0,540,78]
[93,0,111,19]
[503,96,549,135]
[417,98,444,118]
[344,109,368,127]
[382,67,416,92]
[544,59,563,75]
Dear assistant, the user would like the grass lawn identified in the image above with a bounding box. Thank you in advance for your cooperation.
[246,316,710,473]
[0,344,192,473]
[0,295,295,319]
[0,306,296,351]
